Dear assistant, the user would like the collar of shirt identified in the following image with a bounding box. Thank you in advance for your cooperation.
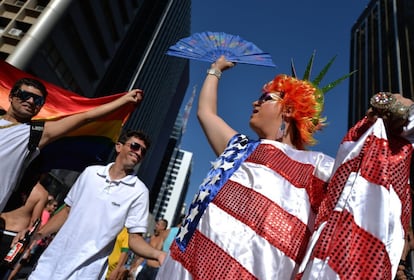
[96,162,137,188]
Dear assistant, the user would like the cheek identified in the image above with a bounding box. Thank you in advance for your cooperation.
[35,106,42,114]
[263,103,280,118]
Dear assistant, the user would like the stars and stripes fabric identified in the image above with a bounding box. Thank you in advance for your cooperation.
[157,134,334,280]
[299,117,413,280]
[0,60,135,171]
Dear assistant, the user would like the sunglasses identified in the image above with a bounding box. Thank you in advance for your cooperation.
[257,92,283,104]
[13,89,45,106]
[125,142,147,156]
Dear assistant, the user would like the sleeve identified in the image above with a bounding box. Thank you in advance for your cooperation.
[64,167,91,207]
[125,184,149,234]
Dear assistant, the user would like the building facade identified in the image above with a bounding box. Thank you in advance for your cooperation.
[348,0,414,126]
[152,148,192,226]
[151,114,192,225]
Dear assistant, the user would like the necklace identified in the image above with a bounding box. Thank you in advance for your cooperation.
[0,116,20,129]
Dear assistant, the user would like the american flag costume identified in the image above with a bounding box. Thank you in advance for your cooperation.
[300,116,414,279]
[156,134,334,279]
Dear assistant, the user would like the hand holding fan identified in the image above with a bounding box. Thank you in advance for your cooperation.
[166,31,276,67]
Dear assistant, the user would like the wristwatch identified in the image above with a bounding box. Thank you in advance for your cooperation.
[206,68,222,79]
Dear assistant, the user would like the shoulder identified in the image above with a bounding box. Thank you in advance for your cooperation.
[82,164,105,175]
[74,165,106,184]
[133,177,149,193]
[308,150,335,163]
[28,184,49,203]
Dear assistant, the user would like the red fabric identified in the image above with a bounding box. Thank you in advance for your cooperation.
[308,118,413,279]
[0,60,134,130]
[170,231,257,280]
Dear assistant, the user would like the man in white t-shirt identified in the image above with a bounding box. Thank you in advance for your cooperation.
[0,77,143,213]
[28,130,166,280]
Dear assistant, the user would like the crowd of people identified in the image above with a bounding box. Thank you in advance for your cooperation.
[1,53,414,280]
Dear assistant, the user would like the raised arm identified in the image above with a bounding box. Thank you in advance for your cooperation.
[39,89,143,148]
[197,56,238,156]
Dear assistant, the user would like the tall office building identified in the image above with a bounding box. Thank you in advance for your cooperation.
[0,0,191,196]
[151,113,193,225]
[152,148,192,226]
[348,0,414,126]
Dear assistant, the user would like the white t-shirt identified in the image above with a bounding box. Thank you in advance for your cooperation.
[29,163,149,280]
[0,120,34,212]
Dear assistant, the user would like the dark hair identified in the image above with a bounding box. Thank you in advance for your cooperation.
[10,78,48,99]
[159,218,168,229]
[118,130,151,150]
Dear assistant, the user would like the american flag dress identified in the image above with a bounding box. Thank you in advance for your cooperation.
[156,134,334,280]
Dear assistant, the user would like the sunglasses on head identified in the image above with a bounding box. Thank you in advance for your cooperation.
[126,142,147,155]
[257,92,283,104]
[13,89,45,106]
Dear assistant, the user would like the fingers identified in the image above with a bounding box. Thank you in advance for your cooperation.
[130,89,143,97]
[393,93,414,107]
[11,231,25,246]
[370,92,411,120]
[128,89,144,103]
[211,55,236,72]
[366,107,377,123]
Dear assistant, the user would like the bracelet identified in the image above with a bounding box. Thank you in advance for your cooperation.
[206,68,222,79]
[400,259,407,267]
[370,92,410,120]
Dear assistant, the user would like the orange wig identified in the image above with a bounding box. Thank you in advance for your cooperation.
[262,74,326,149]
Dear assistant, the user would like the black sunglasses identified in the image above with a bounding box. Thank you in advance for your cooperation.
[257,92,283,104]
[13,89,45,106]
[125,142,147,156]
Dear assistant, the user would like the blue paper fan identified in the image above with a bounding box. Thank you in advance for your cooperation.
[166,31,276,67]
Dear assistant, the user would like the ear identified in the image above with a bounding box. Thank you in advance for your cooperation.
[115,142,123,153]
[283,105,294,117]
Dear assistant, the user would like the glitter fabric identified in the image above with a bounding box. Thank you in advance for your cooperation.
[215,180,311,263]
[170,231,257,280]
[301,118,413,279]
[313,211,391,279]
[247,143,327,212]
[158,137,334,280]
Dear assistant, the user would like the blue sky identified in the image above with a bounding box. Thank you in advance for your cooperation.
[178,1,371,208]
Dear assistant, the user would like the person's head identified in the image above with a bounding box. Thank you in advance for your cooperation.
[8,78,48,122]
[250,53,352,150]
[252,74,325,150]
[154,218,168,235]
[115,130,151,171]
[45,198,58,213]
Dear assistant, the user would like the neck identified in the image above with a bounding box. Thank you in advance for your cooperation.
[2,113,18,123]
[278,135,296,149]
[108,163,131,180]
[261,122,296,149]
[3,111,30,123]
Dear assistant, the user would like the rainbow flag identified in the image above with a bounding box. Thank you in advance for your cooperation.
[0,60,135,171]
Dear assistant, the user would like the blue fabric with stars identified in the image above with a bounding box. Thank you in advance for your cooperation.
[176,134,260,251]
